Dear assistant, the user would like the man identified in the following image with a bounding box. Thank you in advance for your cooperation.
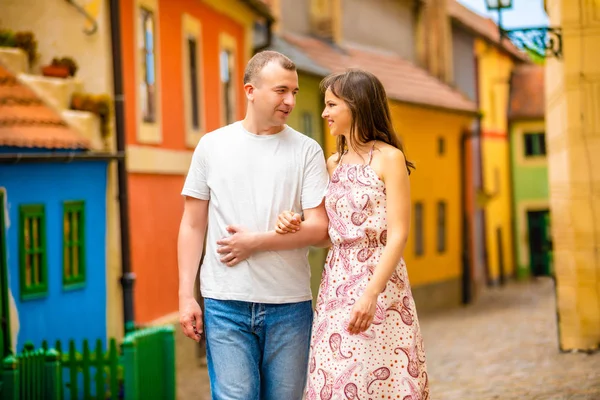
[178,51,329,400]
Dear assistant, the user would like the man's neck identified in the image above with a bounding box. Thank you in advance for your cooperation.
[242,115,285,136]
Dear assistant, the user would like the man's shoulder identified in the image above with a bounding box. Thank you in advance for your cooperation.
[284,126,323,151]
[196,123,239,147]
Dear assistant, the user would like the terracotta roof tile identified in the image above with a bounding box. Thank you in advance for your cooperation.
[447,0,530,62]
[0,64,90,150]
[282,33,478,114]
[509,64,544,120]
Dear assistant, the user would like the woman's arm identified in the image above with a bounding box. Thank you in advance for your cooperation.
[348,148,411,334]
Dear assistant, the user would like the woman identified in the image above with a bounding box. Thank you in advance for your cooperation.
[276,69,429,399]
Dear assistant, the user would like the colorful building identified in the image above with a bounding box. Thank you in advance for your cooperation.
[508,65,551,279]
[447,0,530,287]
[1,0,126,341]
[265,0,480,312]
[117,0,272,329]
[0,63,110,354]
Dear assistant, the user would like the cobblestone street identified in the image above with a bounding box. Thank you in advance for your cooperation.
[178,278,600,399]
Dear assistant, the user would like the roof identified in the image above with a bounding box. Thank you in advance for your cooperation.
[268,35,331,77]
[282,33,478,114]
[508,64,545,120]
[240,0,275,22]
[447,0,530,62]
[0,64,90,149]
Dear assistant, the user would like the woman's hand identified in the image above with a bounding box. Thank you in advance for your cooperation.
[347,291,378,334]
[275,211,302,234]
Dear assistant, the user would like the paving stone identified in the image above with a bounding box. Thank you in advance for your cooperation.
[177,277,600,399]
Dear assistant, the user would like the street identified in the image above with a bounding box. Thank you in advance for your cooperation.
[178,277,600,399]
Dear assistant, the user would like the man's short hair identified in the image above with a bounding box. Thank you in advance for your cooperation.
[243,51,296,85]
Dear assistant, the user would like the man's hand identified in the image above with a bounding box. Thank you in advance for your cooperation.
[216,225,259,267]
[179,296,203,342]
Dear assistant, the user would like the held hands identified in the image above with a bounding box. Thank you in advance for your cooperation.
[347,291,378,334]
[216,225,257,267]
[179,297,203,342]
[275,211,302,234]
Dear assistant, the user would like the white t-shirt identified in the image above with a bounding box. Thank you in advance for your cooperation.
[181,121,329,304]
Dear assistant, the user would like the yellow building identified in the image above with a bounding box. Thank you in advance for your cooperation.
[280,32,478,312]
[545,0,600,351]
[262,0,481,311]
[447,1,530,285]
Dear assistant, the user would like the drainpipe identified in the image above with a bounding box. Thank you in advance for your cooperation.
[460,130,471,305]
[109,0,136,334]
[254,19,273,53]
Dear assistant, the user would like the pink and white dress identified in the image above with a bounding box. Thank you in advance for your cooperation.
[306,149,429,400]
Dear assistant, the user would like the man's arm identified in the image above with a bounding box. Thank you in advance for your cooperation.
[216,202,329,266]
[178,196,209,342]
[255,201,329,250]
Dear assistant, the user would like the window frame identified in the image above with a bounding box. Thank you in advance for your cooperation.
[523,132,546,157]
[436,201,447,253]
[219,33,238,126]
[414,202,424,256]
[63,201,86,290]
[135,0,162,144]
[19,204,48,300]
[182,13,206,148]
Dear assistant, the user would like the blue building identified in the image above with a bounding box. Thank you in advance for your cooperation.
[0,64,110,353]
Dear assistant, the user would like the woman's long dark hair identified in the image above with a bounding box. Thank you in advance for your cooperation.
[320,69,415,174]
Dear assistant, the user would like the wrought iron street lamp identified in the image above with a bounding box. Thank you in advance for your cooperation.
[484,0,563,59]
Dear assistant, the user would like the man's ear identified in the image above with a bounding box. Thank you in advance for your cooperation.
[244,83,255,101]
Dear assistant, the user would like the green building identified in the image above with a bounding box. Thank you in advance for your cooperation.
[508,65,553,278]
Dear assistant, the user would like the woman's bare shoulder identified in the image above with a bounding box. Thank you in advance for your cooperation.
[326,153,339,173]
[377,143,406,164]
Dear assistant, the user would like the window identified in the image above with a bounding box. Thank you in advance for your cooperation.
[438,137,445,156]
[182,13,205,147]
[437,201,447,253]
[63,201,85,288]
[311,0,334,39]
[139,7,157,123]
[414,202,424,256]
[220,46,236,125]
[19,205,47,299]
[524,132,546,156]
[302,112,313,138]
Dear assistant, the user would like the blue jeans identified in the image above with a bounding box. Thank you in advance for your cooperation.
[203,298,313,400]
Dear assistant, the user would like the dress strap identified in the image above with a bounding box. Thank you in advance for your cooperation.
[366,142,376,166]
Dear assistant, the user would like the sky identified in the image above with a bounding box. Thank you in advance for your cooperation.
[457,0,549,29]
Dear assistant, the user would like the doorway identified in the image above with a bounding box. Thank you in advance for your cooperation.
[527,210,553,276]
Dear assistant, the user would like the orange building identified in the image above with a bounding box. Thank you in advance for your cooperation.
[117,0,272,325]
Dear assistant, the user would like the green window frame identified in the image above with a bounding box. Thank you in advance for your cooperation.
[63,201,86,289]
[19,204,48,299]
[524,132,546,157]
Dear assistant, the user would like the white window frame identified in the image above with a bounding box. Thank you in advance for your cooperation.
[219,33,238,126]
[182,13,206,148]
[135,0,162,144]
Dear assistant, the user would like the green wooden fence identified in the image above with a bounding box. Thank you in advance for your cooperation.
[122,326,175,400]
[2,345,61,400]
[0,326,175,400]
[43,338,120,399]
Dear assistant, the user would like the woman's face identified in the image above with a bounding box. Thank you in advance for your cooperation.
[322,88,352,138]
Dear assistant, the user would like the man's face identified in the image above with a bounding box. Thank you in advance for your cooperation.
[249,62,299,126]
